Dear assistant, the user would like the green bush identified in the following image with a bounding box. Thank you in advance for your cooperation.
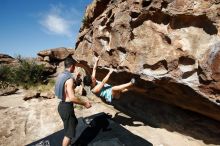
[0,57,46,89]
[0,65,14,82]
[31,78,56,92]
[15,59,45,88]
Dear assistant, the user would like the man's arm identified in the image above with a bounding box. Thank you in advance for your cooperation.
[66,79,91,108]
[101,68,114,85]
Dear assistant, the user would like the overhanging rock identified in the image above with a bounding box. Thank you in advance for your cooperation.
[74,0,220,121]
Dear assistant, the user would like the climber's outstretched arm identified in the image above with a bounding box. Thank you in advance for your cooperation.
[91,56,100,79]
[92,68,114,93]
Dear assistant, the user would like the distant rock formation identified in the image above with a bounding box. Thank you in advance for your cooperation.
[73,0,220,121]
[0,54,18,65]
[37,47,75,62]
[36,47,76,76]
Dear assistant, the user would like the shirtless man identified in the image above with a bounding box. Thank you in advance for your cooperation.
[55,56,91,146]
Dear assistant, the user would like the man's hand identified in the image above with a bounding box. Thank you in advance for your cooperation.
[75,73,82,86]
[76,73,81,78]
[84,101,92,108]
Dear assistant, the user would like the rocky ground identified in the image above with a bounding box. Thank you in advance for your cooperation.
[0,89,220,146]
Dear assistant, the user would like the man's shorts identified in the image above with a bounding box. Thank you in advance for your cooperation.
[58,102,78,139]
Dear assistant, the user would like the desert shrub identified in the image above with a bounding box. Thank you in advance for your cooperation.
[0,65,14,82]
[33,78,56,92]
[0,57,46,89]
[15,59,45,88]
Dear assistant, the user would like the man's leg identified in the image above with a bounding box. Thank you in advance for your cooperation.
[62,136,71,146]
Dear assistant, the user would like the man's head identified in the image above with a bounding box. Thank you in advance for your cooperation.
[83,75,92,86]
[64,56,78,72]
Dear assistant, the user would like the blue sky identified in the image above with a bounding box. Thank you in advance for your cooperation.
[0,0,92,57]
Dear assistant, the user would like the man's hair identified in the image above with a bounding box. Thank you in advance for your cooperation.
[64,56,77,68]
[83,75,92,86]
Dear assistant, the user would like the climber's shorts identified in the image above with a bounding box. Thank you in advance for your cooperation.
[99,83,113,103]
[58,101,78,139]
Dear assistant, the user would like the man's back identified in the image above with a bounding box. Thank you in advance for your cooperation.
[55,71,72,101]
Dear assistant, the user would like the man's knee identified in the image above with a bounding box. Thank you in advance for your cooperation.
[63,136,71,146]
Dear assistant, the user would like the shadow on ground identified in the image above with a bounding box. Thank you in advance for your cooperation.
[26,113,152,146]
[111,92,220,145]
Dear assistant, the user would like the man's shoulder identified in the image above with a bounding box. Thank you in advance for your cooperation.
[66,78,74,83]
[58,71,73,78]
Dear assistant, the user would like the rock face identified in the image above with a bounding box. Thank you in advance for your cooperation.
[74,0,220,121]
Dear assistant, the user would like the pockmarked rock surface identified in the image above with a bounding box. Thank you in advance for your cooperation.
[74,0,220,121]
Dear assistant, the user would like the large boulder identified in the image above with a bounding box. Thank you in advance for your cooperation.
[74,0,220,121]
[37,47,75,62]
[36,61,57,75]
[37,47,75,75]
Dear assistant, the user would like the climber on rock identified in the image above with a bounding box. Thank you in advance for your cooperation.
[82,56,137,103]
